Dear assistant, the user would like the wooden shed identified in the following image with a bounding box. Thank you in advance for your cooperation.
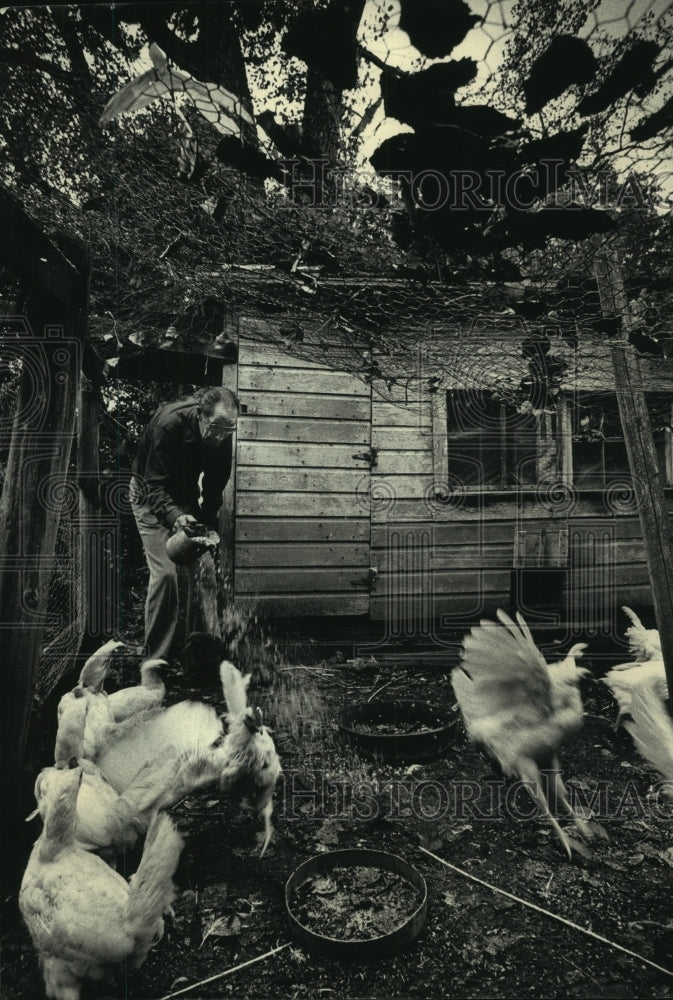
[226,315,673,637]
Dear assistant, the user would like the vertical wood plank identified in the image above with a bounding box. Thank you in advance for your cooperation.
[431,390,448,495]
[595,254,673,704]
[557,395,573,485]
[666,405,673,487]
[219,314,239,600]
[499,402,507,488]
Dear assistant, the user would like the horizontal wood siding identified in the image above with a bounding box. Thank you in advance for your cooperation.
[370,514,657,631]
[235,331,370,615]
[370,391,436,630]
[369,381,665,630]
[238,417,369,444]
[232,320,669,626]
[242,393,370,421]
[238,442,368,468]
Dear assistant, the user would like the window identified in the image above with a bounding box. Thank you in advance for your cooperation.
[434,389,673,495]
[442,389,556,491]
[570,396,629,489]
[569,393,672,490]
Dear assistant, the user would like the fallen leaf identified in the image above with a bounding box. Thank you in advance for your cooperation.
[522,859,550,880]
[201,913,242,946]
[312,877,338,897]
[317,819,344,846]
[604,860,627,873]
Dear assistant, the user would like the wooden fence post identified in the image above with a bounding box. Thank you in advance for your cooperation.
[218,313,240,601]
[594,252,673,700]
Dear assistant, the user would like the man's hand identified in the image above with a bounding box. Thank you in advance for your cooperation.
[173,513,200,537]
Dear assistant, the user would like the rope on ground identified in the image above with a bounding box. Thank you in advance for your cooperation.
[158,941,291,999]
[419,846,673,980]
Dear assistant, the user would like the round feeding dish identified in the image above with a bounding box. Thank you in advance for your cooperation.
[285,848,428,960]
[339,700,453,762]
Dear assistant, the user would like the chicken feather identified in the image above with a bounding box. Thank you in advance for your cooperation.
[96,701,224,792]
[602,659,668,727]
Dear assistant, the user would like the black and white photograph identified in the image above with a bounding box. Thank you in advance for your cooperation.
[2,1,673,997]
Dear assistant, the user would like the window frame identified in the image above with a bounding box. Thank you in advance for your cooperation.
[433,388,673,497]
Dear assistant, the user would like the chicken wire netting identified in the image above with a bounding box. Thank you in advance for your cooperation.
[1,1,673,670]
[1,2,672,385]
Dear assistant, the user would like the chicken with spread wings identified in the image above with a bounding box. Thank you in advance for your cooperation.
[452,609,605,858]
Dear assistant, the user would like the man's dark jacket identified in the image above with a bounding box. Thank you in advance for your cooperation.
[132,398,232,529]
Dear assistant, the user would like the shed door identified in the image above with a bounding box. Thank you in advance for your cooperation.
[235,340,373,616]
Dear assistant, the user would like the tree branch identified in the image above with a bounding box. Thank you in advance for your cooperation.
[51,6,94,92]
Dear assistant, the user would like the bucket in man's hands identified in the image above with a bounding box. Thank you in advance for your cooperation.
[166,525,219,565]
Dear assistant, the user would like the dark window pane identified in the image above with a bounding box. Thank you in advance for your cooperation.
[654,435,666,479]
[449,442,502,487]
[450,390,500,426]
[506,411,540,485]
[510,454,539,486]
[604,441,630,477]
[573,440,605,489]
[447,392,558,489]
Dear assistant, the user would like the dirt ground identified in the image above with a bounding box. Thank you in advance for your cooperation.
[3,640,673,1000]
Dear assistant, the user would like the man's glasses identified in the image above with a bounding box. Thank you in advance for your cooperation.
[205,418,236,434]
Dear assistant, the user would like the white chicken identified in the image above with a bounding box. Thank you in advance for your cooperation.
[91,662,281,855]
[107,658,167,721]
[29,686,176,856]
[622,605,662,662]
[19,763,183,1000]
[218,660,282,856]
[95,700,226,792]
[57,640,123,759]
[622,684,673,796]
[602,659,668,727]
[452,609,601,858]
[601,609,668,728]
[30,752,183,858]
